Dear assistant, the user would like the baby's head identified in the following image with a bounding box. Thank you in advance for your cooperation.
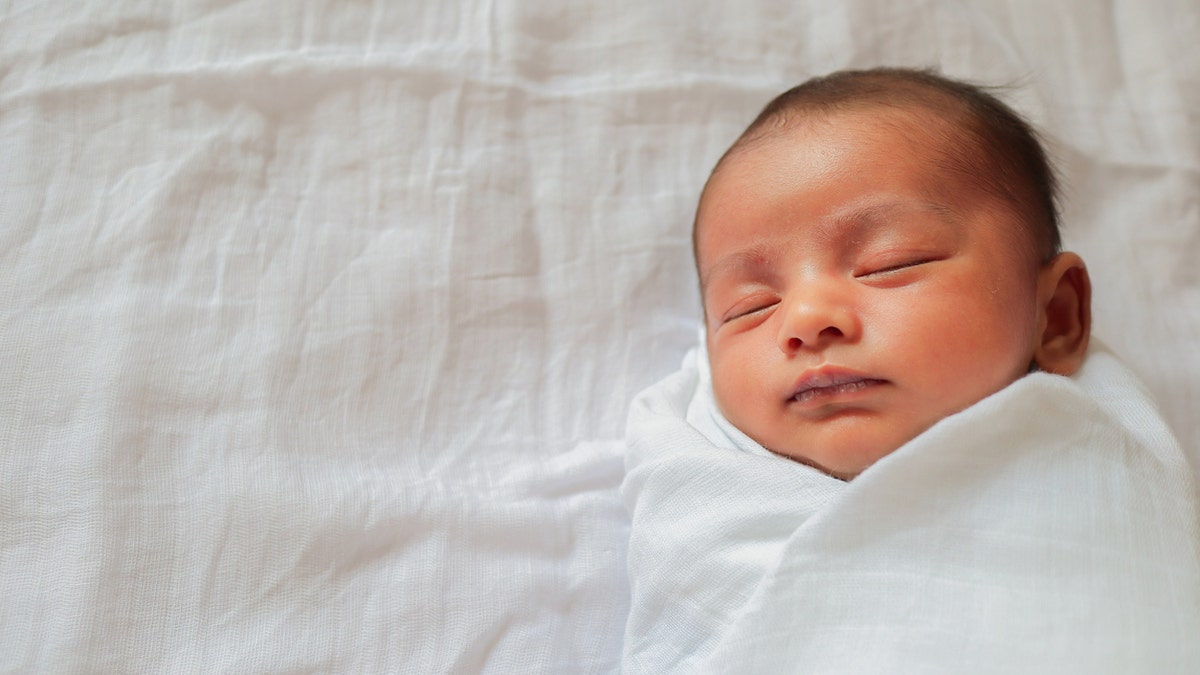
[695,68,1092,479]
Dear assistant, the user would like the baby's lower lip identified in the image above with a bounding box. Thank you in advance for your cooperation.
[791,378,886,404]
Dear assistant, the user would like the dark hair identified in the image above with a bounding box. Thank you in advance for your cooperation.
[700,67,1062,263]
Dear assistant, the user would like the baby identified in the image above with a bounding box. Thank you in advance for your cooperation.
[694,68,1093,479]
[624,69,1200,671]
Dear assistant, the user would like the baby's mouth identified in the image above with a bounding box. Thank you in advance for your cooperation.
[790,371,887,404]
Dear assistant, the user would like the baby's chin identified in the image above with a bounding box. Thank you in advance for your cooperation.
[768,447,874,481]
[762,425,930,481]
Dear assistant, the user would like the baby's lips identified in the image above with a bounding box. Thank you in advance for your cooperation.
[790,366,878,397]
[792,378,887,404]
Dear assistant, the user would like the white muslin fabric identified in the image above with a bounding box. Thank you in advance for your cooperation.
[623,341,1200,674]
[4,2,1200,671]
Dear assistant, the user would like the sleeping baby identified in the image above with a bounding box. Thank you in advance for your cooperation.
[622,68,1200,673]
[695,67,1091,479]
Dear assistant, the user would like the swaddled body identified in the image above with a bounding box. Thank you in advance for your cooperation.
[623,340,1200,673]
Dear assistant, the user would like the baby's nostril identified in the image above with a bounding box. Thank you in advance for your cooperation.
[787,337,803,350]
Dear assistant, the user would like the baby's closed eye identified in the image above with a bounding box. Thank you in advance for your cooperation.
[722,295,780,323]
[854,254,946,280]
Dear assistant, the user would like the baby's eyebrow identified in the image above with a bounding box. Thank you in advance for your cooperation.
[700,242,779,290]
[822,197,958,240]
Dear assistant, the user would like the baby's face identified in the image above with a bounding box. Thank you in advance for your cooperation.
[696,108,1044,479]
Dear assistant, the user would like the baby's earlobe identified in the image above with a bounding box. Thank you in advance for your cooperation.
[1033,253,1092,375]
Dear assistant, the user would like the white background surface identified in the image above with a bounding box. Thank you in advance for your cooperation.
[2,1,1197,672]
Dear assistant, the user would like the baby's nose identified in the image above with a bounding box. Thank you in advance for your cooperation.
[776,293,858,353]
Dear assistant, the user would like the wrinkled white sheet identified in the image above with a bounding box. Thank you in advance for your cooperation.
[1,0,1198,672]
[623,342,1200,673]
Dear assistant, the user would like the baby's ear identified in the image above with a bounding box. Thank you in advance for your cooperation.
[1033,252,1092,376]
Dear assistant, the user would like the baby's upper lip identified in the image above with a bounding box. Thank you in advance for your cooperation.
[790,367,886,398]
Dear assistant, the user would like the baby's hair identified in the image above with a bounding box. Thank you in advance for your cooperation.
[701,67,1062,264]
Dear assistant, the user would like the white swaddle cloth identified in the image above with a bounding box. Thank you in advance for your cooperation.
[622,339,1200,674]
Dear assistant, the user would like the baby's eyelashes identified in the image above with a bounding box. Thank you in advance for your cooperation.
[716,255,946,325]
[722,298,780,324]
[854,256,944,279]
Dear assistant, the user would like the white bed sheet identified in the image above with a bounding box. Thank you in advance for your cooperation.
[2,1,1197,672]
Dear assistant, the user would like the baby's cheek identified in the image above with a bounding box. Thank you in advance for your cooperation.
[710,357,760,429]
[708,358,736,409]
[934,331,1031,410]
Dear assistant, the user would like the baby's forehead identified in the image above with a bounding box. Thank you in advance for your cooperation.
[694,108,1039,277]
[763,102,974,158]
[702,106,986,216]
